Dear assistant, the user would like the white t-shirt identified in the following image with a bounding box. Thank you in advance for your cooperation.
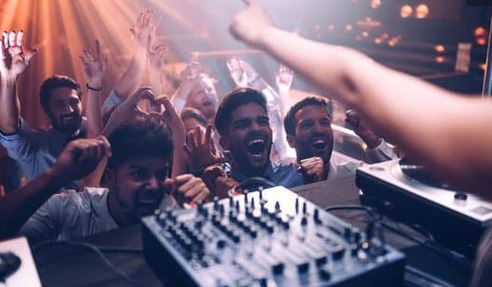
[19,187,118,244]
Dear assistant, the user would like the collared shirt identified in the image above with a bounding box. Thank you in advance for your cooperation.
[0,93,119,188]
[0,118,87,189]
[19,187,118,244]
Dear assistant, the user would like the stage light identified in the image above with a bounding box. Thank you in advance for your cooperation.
[415,4,429,19]
[474,27,488,46]
[434,45,445,53]
[435,56,444,63]
[345,24,353,32]
[400,5,413,18]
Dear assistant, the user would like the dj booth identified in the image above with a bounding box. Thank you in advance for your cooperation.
[29,172,474,287]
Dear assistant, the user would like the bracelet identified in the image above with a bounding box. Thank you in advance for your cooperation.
[86,83,103,92]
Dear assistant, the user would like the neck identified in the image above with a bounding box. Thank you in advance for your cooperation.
[107,189,134,227]
[232,161,269,179]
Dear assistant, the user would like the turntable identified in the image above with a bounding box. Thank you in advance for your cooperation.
[356,158,492,257]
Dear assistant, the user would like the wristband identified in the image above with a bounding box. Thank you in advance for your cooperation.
[86,83,103,92]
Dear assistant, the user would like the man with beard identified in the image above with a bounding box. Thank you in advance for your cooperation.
[0,31,107,189]
[15,119,210,244]
[213,88,295,188]
[283,97,396,185]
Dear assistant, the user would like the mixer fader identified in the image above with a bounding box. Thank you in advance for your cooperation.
[143,186,405,287]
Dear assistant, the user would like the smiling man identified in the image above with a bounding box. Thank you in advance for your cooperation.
[214,88,295,187]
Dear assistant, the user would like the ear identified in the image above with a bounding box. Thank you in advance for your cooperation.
[219,136,230,151]
[286,134,297,149]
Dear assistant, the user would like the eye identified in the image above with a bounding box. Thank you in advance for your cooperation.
[319,118,331,126]
[234,120,250,130]
[300,120,314,130]
[130,170,148,181]
[258,117,270,126]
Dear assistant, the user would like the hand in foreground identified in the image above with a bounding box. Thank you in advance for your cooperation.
[53,136,111,181]
[0,31,37,80]
[229,0,273,46]
[299,156,325,183]
[184,126,226,172]
[201,165,239,199]
[173,174,210,205]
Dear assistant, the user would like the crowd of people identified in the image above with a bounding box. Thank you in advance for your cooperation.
[0,1,491,285]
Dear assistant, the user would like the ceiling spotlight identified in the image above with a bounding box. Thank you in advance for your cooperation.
[400,5,413,18]
[370,0,381,9]
[474,27,488,46]
[434,45,445,53]
[415,4,429,19]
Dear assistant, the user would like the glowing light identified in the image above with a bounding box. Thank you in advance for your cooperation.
[345,24,353,32]
[435,56,444,63]
[434,45,445,53]
[361,31,369,37]
[400,5,413,18]
[474,27,488,46]
[374,37,382,44]
[370,0,381,9]
[327,24,335,31]
[480,63,486,71]
[415,4,429,19]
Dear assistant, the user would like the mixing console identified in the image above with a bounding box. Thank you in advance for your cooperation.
[143,186,405,287]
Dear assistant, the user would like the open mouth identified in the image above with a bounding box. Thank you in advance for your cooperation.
[61,114,78,123]
[312,138,328,149]
[247,138,266,155]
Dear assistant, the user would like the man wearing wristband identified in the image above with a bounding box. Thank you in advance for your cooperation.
[0,31,110,190]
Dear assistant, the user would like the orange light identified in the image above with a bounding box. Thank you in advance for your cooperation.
[415,4,429,19]
[327,24,335,31]
[480,63,487,71]
[474,27,488,46]
[400,5,413,18]
[374,37,382,44]
[435,56,445,63]
[434,45,445,53]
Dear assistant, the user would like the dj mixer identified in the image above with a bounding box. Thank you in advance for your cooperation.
[143,186,405,287]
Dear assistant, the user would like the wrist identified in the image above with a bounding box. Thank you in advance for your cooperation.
[1,75,18,85]
[87,83,103,92]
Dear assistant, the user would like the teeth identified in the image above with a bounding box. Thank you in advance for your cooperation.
[314,139,325,144]
[248,139,264,145]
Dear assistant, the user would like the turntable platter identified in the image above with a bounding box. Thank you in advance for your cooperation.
[398,157,458,190]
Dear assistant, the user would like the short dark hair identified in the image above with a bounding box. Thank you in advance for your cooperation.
[214,88,267,136]
[181,107,207,127]
[284,97,331,136]
[107,118,173,169]
[39,75,81,111]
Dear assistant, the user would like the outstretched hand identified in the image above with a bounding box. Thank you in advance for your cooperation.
[229,0,272,46]
[184,126,226,172]
[275,64,294,93]
[80,39,107,88]
[0,31,37,80]
[130,10,160,50]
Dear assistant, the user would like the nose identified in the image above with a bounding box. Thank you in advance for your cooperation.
[63,103,74,114]
[146,177,160,190]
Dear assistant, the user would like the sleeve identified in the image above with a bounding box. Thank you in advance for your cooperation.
[0,118,36,162]
[102,89,124,115]
[18,196,61,244]
[364,139,399,163]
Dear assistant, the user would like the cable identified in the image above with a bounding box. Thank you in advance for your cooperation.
[32,241,145,287]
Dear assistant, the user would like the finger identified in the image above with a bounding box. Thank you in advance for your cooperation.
[95,39,101,57]
[204,125,212,147]
[191,188,210,204]
[8,31,16,48]
[24,49,37,64]
[173,174,194,187]
[2,32,8,49]
[180,178,204,196]
[183,144,192,157]
[16,30,23,47]
[98,135,112,157]
[79,55,89,65]
[195,126,204,146]
[190,128,199,149]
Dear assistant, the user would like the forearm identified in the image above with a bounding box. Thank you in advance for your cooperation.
[0,167,67,238]
[86,89,103,138]
[172,132,188,178]
[114,48,146,100]
[0,77,21,134]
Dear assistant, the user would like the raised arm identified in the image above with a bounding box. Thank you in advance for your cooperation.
[229,0,492,193]
[113,10,158,100]
[0,31,37,134]
[0,137,110,239]
[80,39,107,138]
